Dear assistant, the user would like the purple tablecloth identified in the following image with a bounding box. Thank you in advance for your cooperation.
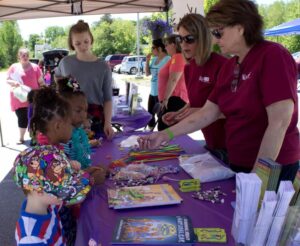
[112,108,151,132]
[75,134,236,246]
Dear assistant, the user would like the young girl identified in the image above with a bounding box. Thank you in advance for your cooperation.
[56,77,106,185]
[30,87,81,246]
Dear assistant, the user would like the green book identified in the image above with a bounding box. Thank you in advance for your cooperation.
[253,158,282,201]
[292,168,300,205]
[194,228,227,243]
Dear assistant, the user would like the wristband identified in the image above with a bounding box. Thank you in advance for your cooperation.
[165,128,174,141]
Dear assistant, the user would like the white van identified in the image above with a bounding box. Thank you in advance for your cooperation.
[120,55,146,74]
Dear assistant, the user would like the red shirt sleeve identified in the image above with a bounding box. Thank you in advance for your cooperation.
[259,45,298,106]
[169,54,185,73]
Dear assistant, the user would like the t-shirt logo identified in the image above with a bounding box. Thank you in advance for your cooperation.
[241,72,251,81]
[199,76,210,83]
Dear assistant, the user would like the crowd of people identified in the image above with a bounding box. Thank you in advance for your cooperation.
[5,0,299,245]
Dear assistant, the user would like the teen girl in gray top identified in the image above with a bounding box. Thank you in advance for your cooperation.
[56,20,114,139]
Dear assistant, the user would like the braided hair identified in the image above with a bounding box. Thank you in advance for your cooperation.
[30,87,71,136]
[56,77,86,99]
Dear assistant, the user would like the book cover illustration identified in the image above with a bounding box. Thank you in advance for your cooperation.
[112,215,195,244]
[107,184,182,209]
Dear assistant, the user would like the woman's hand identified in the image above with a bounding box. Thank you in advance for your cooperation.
[146,54,152,61]
[104,122,114,140]
[162,111,178,126]
[138,131,169,150]
[7,79,20,87]
[174,107,191,121]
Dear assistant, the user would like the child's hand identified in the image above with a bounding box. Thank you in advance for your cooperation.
[89,139,101,147]
[70,160,81,171]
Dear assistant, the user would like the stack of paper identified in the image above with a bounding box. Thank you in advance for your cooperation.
[249,191,277,246]
[266,181,295,246]
[253,158,282,200]
[231,173,262,244]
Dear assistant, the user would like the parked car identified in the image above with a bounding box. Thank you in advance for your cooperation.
[105,54,128,70]
[292,51,300,61]
[120,55,146,74]
[113,64,122,74]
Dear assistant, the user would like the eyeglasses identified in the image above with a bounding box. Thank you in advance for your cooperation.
[231,62,240,93]
[175,34,197,44]
[211,27,224,39]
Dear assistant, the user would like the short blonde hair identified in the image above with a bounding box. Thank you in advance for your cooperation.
[177,14,212,66]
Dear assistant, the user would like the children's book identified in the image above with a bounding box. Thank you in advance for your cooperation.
[291,168,300,205]
[107,184,182,209]
[194,228,227,243]
[111,215,196,245]
[253,158,282,200]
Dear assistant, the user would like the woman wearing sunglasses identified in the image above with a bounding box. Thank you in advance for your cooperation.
[139,0,299,182]
[145,39,170,130]
[156,34,189,131]
[162,14,228,161]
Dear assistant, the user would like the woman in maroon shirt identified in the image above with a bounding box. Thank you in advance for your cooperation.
[162,14,228,162]
[139,0,300,182]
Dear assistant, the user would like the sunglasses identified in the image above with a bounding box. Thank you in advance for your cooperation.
[231,62,240,93]
[211,27,224,39]
[175,34,197,44]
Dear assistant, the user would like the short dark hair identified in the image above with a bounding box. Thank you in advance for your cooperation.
[68,20,94,51]
[164,34,181,53]
[206,0,264,46]
[152,38,167,53]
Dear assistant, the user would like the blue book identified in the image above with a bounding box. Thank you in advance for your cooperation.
[112,215,196,245]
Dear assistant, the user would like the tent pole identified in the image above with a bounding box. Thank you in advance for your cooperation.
[135,13,143,78]
[0,118,4,147]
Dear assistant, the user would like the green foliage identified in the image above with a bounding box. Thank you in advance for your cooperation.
[92,19,136,57]
[51,35,69,50]
[28,34,42,53]
[259,0,300,53]
[204,0,219,14]
[0,21,23,67]
[45,26,65,44]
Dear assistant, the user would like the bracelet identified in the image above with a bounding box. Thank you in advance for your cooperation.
[165,128,174,141]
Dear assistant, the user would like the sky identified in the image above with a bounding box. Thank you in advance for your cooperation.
[17,0,278,40]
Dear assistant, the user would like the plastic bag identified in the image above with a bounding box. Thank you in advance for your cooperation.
[12,84,31,103]
[179,152,235,183]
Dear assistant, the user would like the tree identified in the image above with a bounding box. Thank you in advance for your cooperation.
[204,0,219,13]
[51,35,69,50]
[45,26,65,44]
[0,21,23,67]
[92,19,136,57]
[28,34,42,53]
[259,0,300,53]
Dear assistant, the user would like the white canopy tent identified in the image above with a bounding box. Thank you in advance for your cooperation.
[0,0,171,20]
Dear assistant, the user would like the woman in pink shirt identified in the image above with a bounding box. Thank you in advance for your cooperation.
[157,34,189,130]
[6,48,44,144]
